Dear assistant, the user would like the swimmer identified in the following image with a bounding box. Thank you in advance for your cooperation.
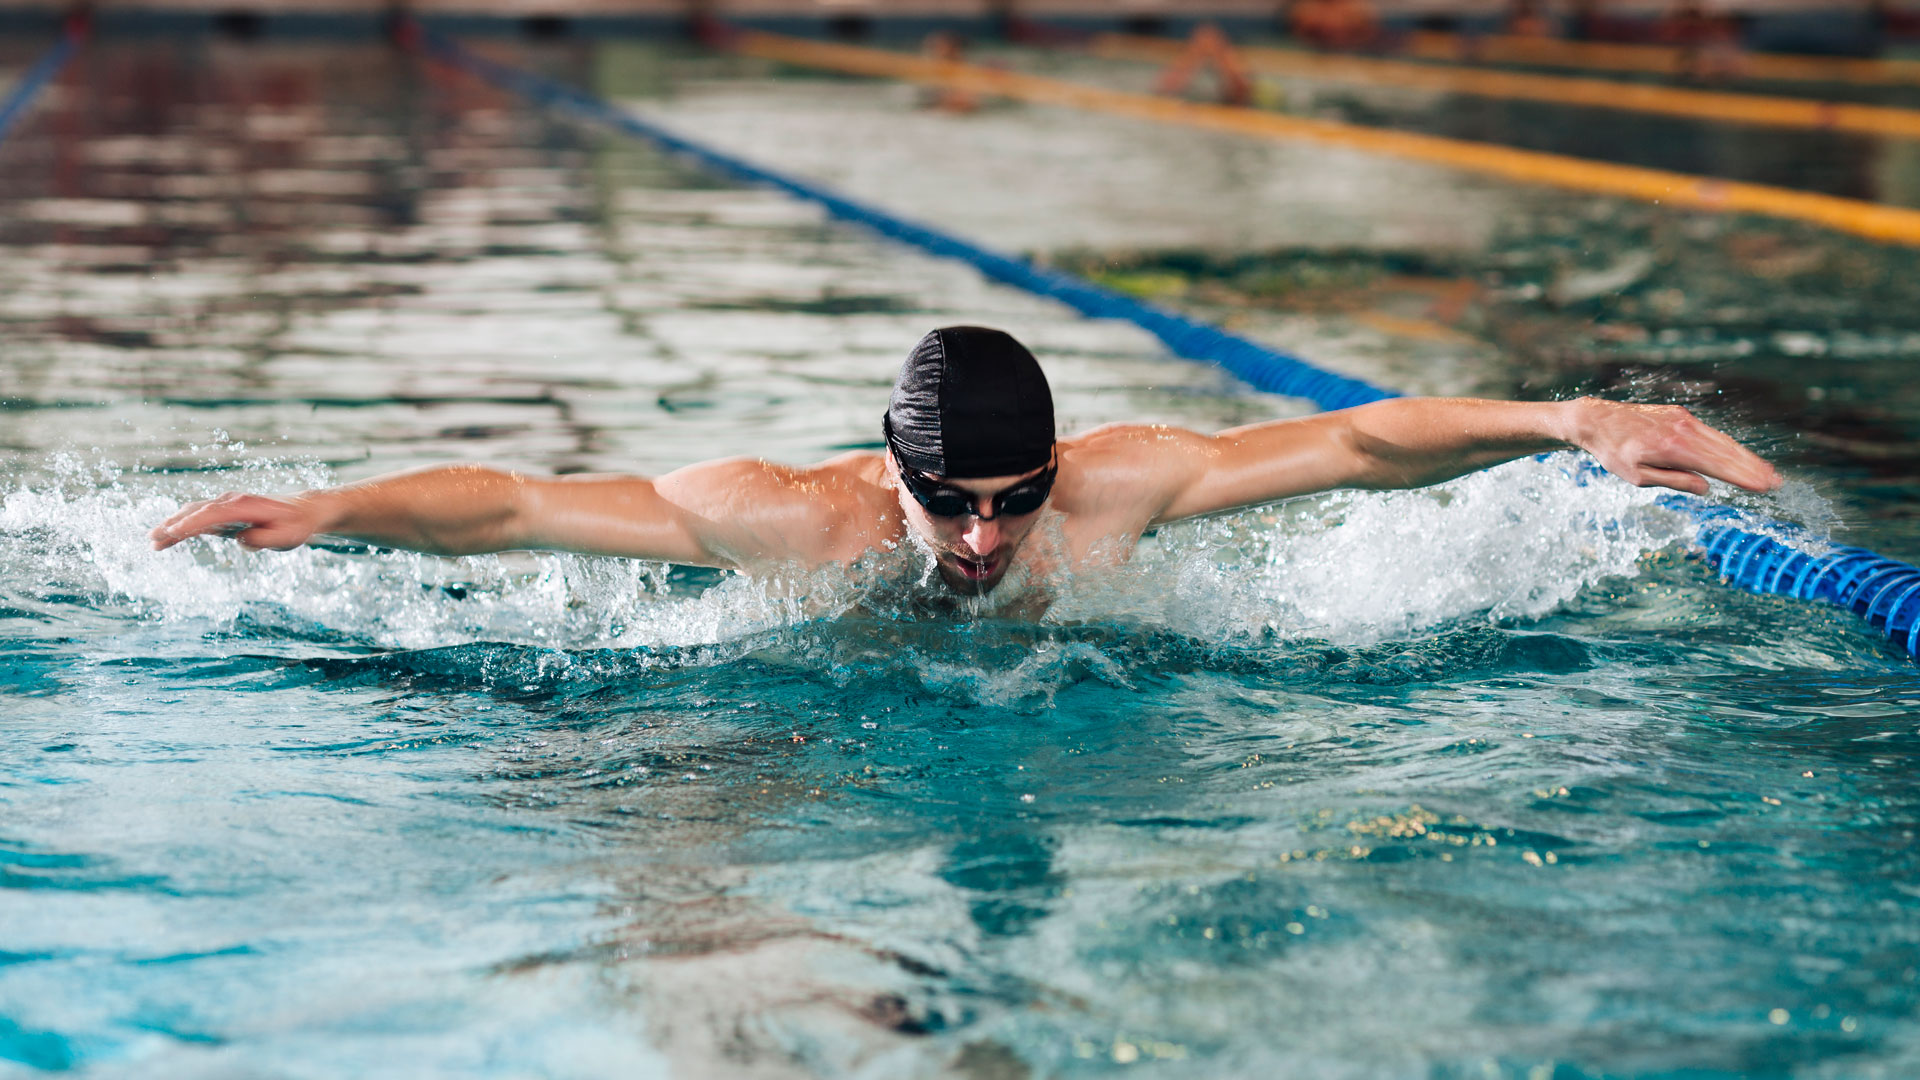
[1287,0,1381,52]
[150,326,1781,599]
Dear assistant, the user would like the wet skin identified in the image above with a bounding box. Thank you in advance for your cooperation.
[890,459,1052,596]
[150,396,1783,598]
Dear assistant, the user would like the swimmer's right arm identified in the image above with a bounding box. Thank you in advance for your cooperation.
[148,459,830,567]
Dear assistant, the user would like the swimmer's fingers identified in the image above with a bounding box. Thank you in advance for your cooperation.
[150,502,209,550]
[1656,412,1781,493]
[1579,400,1781,496]
[150,493,315,551]
[1627,466,1711,497]
[165,496,310,549]
[150,495,234,549]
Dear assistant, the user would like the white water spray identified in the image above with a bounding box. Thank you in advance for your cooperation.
[1,452,1833,656]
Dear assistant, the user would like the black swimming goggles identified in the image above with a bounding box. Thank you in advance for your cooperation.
[884,428,1057,521]
[896,457,1056,520]
[895,456,1056,520]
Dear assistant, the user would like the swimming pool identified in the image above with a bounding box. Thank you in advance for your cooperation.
[5,35,1920,1078]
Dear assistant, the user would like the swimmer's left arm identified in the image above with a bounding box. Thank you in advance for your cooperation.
[1148,396,1780,523]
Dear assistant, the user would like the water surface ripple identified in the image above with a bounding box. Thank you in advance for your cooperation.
[2,37,1919,1080]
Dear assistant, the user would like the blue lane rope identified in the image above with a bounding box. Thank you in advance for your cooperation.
[0,24,83,151]
[1690,507,1920,655]
[413,26,1920,661]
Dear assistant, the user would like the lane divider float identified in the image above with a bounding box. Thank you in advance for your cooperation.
[1693,512,1920,657]
[1094,33,1920,142]
[409,24,1920,660]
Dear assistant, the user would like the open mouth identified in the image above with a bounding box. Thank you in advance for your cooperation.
[952,555,1000,581]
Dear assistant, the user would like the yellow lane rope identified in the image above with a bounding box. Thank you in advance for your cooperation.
[1092,34,1920,141]
[733,31,1920,247]
[1402,30,1920,87]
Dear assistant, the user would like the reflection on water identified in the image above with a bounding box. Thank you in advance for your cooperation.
[4,35,1920,1080]
[0,39,1280,488]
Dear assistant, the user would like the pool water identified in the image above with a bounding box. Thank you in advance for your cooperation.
[5,36,1920,1079]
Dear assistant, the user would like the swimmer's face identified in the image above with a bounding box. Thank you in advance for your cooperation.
[890,454,1052,596]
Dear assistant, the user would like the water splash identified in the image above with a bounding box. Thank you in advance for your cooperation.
[1058,453,1772,644]
[1,451,1836,665]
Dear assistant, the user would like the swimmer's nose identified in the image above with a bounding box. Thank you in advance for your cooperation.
[960,516,1000,557]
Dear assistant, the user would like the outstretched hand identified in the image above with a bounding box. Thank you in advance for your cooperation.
[1571,398,1780,496]
[150,492,322,551]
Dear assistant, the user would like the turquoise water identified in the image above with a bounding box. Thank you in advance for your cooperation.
[5,38,1920,1078]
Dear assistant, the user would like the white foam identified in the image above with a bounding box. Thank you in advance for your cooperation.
[1,452,1836,660]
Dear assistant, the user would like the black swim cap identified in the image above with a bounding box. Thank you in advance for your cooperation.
[884,326,1055,479]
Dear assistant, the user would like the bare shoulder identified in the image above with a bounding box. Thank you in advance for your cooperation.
[656,451,897,565]
[1057,422,1212,483]
[1053,423,1212,518]
[1061,422,1212,461]
[658,451,884,495]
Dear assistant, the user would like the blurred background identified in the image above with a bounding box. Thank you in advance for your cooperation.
[0,1,1907,52]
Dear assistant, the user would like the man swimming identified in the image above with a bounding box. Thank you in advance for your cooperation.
[150,326,1780,598]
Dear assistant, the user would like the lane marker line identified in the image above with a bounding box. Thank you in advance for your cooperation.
[734,31,1920,248]
[1403,30,1920,88]
[1094,34,1920,142]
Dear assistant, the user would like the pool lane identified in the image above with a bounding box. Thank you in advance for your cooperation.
[1093,33,1920,142]
[416,26,1397,413]
[7,35,1920,1080]
[729,31,1920,243]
